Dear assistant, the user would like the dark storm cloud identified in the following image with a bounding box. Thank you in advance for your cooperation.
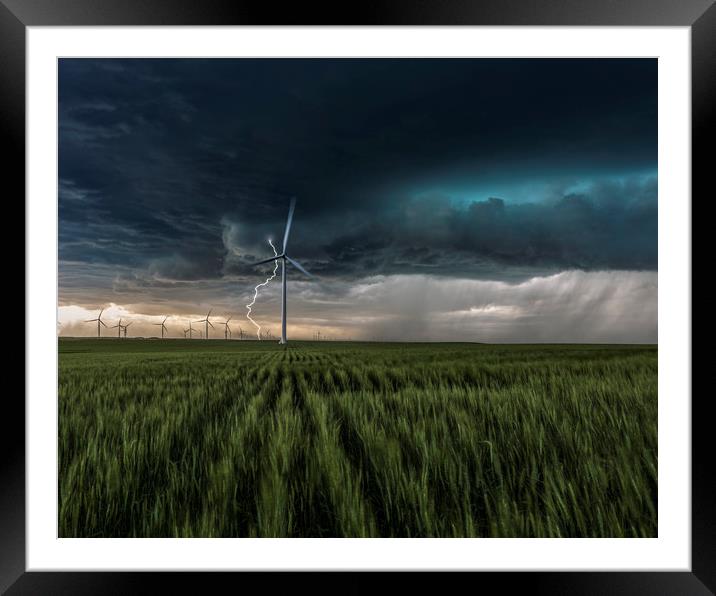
[59,58,657,296]
[221,174,656,282]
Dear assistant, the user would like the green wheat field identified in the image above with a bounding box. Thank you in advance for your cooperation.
[58,339,657,538]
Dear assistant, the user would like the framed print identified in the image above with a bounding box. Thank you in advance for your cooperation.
[7,0,710,593]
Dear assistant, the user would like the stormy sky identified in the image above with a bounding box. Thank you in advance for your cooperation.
[58,58,657,342]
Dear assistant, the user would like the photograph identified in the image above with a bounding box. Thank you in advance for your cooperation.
[56,57,659,539]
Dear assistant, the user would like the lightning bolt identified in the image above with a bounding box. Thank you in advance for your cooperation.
[246,239,279,340]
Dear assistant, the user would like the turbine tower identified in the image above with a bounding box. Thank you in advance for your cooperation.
[194,309,214,340]
[188,321,194,339]
[238,326,244,340]
[122,321,132,338]
[250,198,312,344]
[84,308,107,338]
[153,316,169,339]
[110,318,123,338]
[222,316,232,340]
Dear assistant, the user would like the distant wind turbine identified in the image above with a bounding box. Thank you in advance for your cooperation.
[153,316,169,338]
[250,198,312,344]
[84,308,107,338]
[122,321,132,338]
[222,316,232,340]
[194,310,213,339]
[110,318,123,338]
[183,328,190,339]
[238,326,244,340]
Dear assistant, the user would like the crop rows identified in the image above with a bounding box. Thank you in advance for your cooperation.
[59,340,657,537]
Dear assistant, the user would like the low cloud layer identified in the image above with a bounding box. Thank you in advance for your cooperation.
[59,270,657,343]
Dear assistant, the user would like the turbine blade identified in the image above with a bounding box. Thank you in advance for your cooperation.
[208,321,215,328]
[207,309,212,317]
[282,197,296,253]
[100,320,108,327]
[286,256,313,278]
[84,319,96,323]
[250,255,281,267]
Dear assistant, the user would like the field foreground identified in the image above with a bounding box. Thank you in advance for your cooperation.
[59,339,657,538]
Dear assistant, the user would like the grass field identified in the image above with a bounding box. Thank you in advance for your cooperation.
[58,339,657,538]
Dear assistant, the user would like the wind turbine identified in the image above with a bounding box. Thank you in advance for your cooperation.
[188,321,194,339]
[194,309,213,340]
[238,326,244,340]
[122,321,132,338]
[222,316,232,340]
[111,318,123,338]
[183,328,190,339]
[250,198,312,344]
[153,316,169,339]
[84,308,107,338]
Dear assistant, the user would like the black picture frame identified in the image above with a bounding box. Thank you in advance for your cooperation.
[6,1,709,593]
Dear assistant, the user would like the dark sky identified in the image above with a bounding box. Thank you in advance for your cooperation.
[58,58,657,341]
